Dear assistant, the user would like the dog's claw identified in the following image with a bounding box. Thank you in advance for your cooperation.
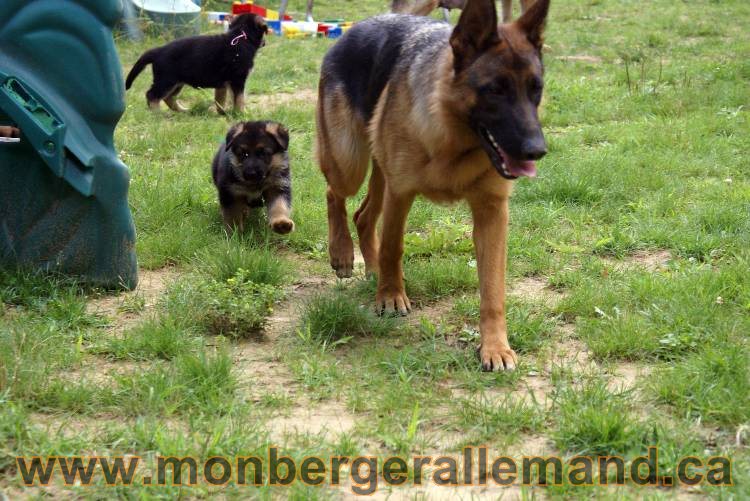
[332,259,353,279]
[375,290,411,316]
[479,345,517,372]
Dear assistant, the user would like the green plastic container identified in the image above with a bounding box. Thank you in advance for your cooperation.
[131,0,201,38]
[0,0,137,289]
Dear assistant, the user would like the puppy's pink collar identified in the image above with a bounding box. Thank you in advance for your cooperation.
[230,31,247,46]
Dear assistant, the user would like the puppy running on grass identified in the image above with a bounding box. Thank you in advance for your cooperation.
[125,14,267,113]
[212,121,294,234]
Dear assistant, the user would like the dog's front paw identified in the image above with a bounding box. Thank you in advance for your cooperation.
[479,344,517,372]
[329,241,354,279]
[376,289,411,316]
[270,217,294,234]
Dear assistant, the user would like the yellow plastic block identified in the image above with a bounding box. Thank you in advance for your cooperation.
[265,8,279,20]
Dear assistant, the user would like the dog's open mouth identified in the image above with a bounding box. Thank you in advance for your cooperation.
[478,127,538,180]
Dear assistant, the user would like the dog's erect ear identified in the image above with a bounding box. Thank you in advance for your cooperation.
[225,123,243,151]
[515,0,550,51]
[228,14,242,29]
[450,0,499,74]
[254,15,269,35]
[265,122,289,151]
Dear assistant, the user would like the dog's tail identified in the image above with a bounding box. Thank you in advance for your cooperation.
[392,0,440,16]
[125,48,158,90]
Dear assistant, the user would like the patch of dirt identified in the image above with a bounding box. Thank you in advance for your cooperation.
[603,249,672,273]
[609,363,649,391]
[267,399,357,443]
[507,434,555,457]
[247,88,317,110]
[231,265,361,443]
[509,276,565,306]
[412,297,456,328]
[556,54,603,63]
[86,267,178,334]
[60,359,151,387]
[628,249,672,271]
[234,274,330,398]
[29,412,186,441]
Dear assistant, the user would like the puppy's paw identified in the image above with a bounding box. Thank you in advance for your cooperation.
[270,217,294,234]
[209,103,227,115]
[478,344,517,372]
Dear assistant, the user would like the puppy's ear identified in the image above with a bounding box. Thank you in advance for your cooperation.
[515,0,550,51]
[450,0,500,74]
[255,15,269,35]
[228,14,242,29]
[265,122,289,151]
[225,123,243,152]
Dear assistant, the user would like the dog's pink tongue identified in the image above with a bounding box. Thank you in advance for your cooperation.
[505,157,537,178]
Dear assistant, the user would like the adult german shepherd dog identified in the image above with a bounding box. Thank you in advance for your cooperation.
[316,0,551,371]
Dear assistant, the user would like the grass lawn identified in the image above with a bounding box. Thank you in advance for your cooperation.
[2,0,749,498]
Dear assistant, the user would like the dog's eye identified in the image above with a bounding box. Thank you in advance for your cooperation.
[529,77,543,93]
[240,151,250,159]
[482,77,511,97]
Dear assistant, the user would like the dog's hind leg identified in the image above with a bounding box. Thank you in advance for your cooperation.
[353,160,385,276]
[500,0,512,22]
[317,86,370,278]
[164,85,188,112]
[146,78,179,111]
[212,84,230,114]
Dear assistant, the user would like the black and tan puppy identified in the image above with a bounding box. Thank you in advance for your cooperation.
[125,14,267,113]
[212,121,294,234]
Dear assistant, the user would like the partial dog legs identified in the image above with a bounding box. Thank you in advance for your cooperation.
[146,78,180,111]
[326,187,354,278]
[376,187,414,315]
[501,0,533,22]
[164,85,188,112]
[221,202,247,233]
[230,83,246,113]
[213,84,230,114]
[467,192,516,372]
[265,190,294,234]
[501,0,513,22]
[353,161,385,276]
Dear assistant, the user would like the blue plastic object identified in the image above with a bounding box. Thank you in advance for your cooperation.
[0,0,137,289]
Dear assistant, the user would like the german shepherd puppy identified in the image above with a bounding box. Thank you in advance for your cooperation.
[212,121,294,234]
[316,0,550,371]
[125,14,268,113]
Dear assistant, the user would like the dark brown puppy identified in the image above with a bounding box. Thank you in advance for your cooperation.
[212,121,294,234]
[317,0,550,371]
[125,14,267,113]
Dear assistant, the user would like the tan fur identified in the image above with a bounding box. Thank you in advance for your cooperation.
[317,2,550,370]
[222,204,248,232]
[164,95,188,112]
[213,85,229,114]
[267,196,294,234]
[233,91,246,112]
